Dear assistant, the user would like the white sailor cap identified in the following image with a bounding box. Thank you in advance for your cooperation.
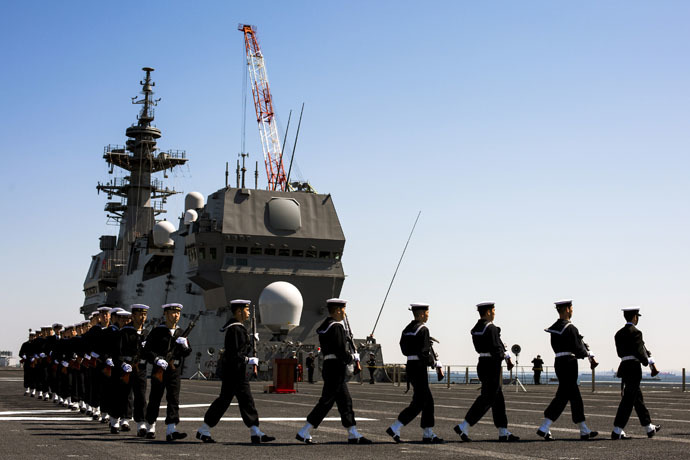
[162,303,183,311]
[109,307,124,314]
[230,299,251,310]
[41,326,52,330]
[326,298,347,306]
[89,312,99,318]
[621,306,642,316]
[409,303,430,311]
[80,321,90,326]
[97,306,112,313]
[130,304,150,311]
[52,323,63,329]
[476,301,495,309]
[554,299,573,308]
[116,311,132,317]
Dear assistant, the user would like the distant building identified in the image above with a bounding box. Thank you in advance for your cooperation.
[0,351,18,367]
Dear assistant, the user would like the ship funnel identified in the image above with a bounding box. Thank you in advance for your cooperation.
[152,220,176,247]
[258,281,303,341]
[184,209,198,224]
[185,191,204,210]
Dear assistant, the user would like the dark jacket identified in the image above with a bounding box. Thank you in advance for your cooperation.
[545,319,588,359]
[316,317,352,365]
[399,320,434,366]
[470,319,506,360]
[615,323,649,366]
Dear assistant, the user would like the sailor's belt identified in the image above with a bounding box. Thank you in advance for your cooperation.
[478,353,493,358]
[172,359,181,366]
[323,354,337,360]
[139,359,147,365]
[621,355,639,362]
[120,356,134,362]
[407,355,420,361]
[555,352,575,358]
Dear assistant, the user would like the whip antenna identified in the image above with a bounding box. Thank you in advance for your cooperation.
[370,211,421,336]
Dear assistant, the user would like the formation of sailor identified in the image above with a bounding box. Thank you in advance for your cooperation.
[454,302,518,442]
[537,300,597,441]
[196,299,275,444]
[296,298,372,444]
[19,298,666,445]
[143,303,192,441]
[387,303,444,443]
[612,307,661,440]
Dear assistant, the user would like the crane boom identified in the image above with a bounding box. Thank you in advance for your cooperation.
[239,24,288,191]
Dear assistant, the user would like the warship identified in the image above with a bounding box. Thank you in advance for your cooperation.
[79,62,382,379]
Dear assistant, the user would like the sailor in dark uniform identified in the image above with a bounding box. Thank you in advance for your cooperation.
[454,302,518,442]
[537,299,598,441]
[35,326,52,401]
[306,352,316,383]
[47,323,62,403]
[85,306,112,421]
[81,311,102,417]
[296,298,372,444]
[612,307,661,440]
[531,355,543,385]
[143,303,192,441]
[117,304,150,437]
[387,303,444,444]
[108,310,133,433]
[197,299,275,444]
[19,331,35,396]
[102,307,125,427]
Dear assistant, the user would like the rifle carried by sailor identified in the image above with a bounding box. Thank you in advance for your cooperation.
[250,304,258,378]
[430,337,445,381]
[152,313,201,383]
[344,313,361,375]
[121,321,156,384]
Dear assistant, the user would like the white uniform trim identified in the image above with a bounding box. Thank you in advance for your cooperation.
[472,322,492,336]
[545,322,571,335]
[317,320,344,334]
[621,355,638,362]
[555,352,575,358]
[403,324,427,336]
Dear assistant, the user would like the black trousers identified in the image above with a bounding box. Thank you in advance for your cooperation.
[308,367,314,383]
[58,367,71,399]
[614,361,651,428]
[368,367,376,383]
[146,367,182,425]
[204,364,259,428]
[38,365,49,392]
[71,368,84,402]
[131,365,148,423]
[307,360,356,428]
[533,370,541,384]
[23,364,31,388]
[544,358,585,423]
[465,358,507,428]
[398,361,434,428]
[89,367,103,409]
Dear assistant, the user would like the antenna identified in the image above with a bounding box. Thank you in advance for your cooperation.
[286,103,304,186]
[225,162,229,187]
[240,153,248,188]
[370,211,422,336]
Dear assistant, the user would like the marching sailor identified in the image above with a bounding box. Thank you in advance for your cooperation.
[387,303,444,444]
[296,298,372,444]
[197,299,275,444]
[537,299,598,441]
[453,302,518,442]
[611,307,661,440]
[143,303,192,441]
[118,304,150,437]
[19,331,35,396]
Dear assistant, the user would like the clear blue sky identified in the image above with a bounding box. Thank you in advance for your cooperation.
[1,1,688,372]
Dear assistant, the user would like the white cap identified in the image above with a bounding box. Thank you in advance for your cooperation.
[52,323,63,329]
[622,306,642,316]
[409,303,430,311]
[230,299,251,305]
[97,306,112,313]
[116,311,132,317]
[476,301,495,308]
[130,304,150,311]
[109,307,124,314]
[326,298,347,305]
[555,299,573,308]
[162,303,183,311]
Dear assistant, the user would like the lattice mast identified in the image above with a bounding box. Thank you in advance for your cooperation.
[96,67,187,245]
[239,24,288,191]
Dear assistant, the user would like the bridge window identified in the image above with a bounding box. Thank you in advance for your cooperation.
[291,249,304,257]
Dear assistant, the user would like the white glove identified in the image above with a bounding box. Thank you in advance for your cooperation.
[352,352,360,362]
[141,341,146,348]
[648,357,655,365]
[247,357,259,366]
[21,354,26,360]
[91,352,100,359]
[254,333,260,342]
[155,358,169,369]
[121,363,133,373]
[61,361,69,367]
[105,358,114,367]
[84,354,91,360]
[30,357,36,363]
[175,337,189,348]
[504,352,511,360]
[434,361,443,369]
[39,353,46,359]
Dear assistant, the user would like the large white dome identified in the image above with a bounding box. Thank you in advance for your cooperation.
[152,220,176,248]
[185,191,204,211]
[258,281,303,336]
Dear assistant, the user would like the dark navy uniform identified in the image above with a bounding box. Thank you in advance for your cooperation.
[143,324,192,428]
[19,337,34,393]
[82,323,103,414]
[203,321,260,429]
[114,324,146,424]
[464,319,508,429]
[543,319,588,424]
[306,317,356,429]
[397,320,435,428]
[613,322,652,429]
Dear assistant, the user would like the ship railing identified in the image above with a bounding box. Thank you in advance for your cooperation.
[99,257,127,279]
[104,144,126,155]
[161,149,186,159]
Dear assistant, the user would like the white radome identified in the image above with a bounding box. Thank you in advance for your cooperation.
[258,281,304,335]
[185,191,204,211]
[152,220,176,247]
[184,209,198,224]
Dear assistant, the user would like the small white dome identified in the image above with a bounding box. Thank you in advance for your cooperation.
[258,281,303,335]
[152,220,176,248]
[185,191,204,211]
[184,209,198,224]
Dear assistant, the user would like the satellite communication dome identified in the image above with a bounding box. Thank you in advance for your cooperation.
[184,209,198,224]
[152,220,176,248]
[258,281,303,339]
[185,191,204,211]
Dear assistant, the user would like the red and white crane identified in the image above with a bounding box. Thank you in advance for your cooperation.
[239,24,288,191]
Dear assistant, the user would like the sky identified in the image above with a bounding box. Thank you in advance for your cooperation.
[1,1,689,373]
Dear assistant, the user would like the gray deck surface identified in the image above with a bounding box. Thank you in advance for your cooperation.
[2,368,689,459]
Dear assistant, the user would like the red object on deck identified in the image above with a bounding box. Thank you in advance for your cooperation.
[271,358,298,393]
